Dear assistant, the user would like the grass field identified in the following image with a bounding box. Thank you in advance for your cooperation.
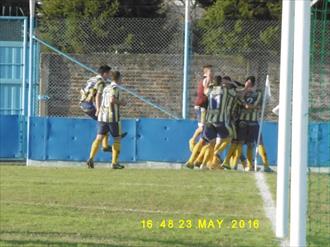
[0,165,280,247]
[264,172,330,247]
[1,165,328,247]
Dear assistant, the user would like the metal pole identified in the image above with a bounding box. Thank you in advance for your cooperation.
[27,0,35,165]
[22,18,27,116]
[290,0,310,246]
[182,0,190,119]
[276,0,294,239]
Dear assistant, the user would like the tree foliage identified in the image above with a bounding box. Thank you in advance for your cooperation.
[197,0,281,56]
[38,0,167,53]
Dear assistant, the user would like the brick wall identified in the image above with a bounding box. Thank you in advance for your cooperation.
[39,52,329,121]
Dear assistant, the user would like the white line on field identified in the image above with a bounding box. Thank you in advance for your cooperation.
[254,172,288,247]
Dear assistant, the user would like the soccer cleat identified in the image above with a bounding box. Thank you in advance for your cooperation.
[241,159,247,169]
[200,164,208,170]
[102,146,112,152]
[221,163,231,170]
[194,162,202,168]
[208,164,221,170]
[244,166,254,172]
[185,161,194,169]
[111,163,125,169]
[263,166,274,173]
[87,159,94,169]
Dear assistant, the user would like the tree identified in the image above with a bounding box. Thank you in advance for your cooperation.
[116,0,165,17]
[195,0,281,82]
[38,0,168,53]
[38,0,119,52]
[197,0,281,55]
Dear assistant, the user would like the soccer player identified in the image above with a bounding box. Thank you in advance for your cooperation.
[80,65,111,120]
[80,65,113,152]
[223,76,272,172]
[220,78,247,170]
[188,65,213,152]
[192,74,221,167]
[193,75,233,170]
[87,71,127,169]
[205,76,238,169]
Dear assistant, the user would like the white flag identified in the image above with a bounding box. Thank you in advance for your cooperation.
[272,104,280,116]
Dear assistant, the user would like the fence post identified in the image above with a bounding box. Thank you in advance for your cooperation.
[182,0,190,119]
[27,0,35,165]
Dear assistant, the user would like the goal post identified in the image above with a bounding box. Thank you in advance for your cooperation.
[276,0,294,239]
[290,0,311,246]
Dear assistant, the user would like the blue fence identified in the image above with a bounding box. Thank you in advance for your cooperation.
[0,115,21,158]
[0,17,40,160]
[1,116,329,166]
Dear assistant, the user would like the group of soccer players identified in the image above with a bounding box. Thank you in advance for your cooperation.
[185,64,273,172]
[80,65,127,169]
[80,64,272,172]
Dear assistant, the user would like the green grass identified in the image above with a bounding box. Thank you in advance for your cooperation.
[264,172,330,247]
[0,165,279,247]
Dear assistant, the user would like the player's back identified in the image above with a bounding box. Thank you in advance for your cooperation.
[239,90,261,121]
[98,84,120,123]
[206,86,230,124]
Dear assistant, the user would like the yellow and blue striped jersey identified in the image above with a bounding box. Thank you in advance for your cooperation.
[225,87,237,123]
[97,82,120,123]
[239,90,262,121]
[206,86,235,124]
[80,75,106,103]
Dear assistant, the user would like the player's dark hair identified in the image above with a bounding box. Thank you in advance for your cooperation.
[112,71,121,82]
[245,76,256,86]
[215,75,222,85]
[223,76,231,81]
[98,65,111,75]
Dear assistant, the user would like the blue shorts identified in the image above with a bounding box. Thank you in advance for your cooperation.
[203,122,229,142]
[80,102,97,120]
[97,121,120,137]
[237,121,259,144]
